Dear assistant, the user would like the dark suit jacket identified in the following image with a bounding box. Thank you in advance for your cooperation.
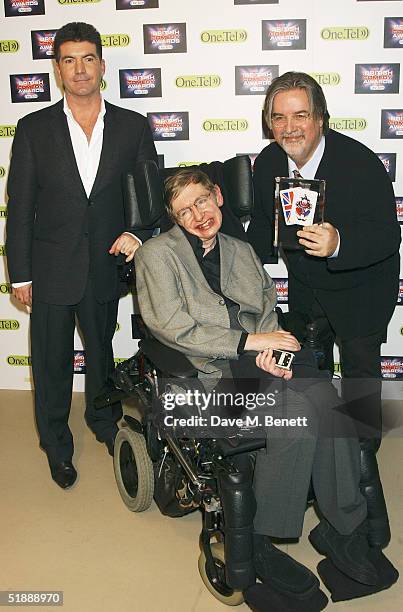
[248,130,401,339]
[6,99,157,305]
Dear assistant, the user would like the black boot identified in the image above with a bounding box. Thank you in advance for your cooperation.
[309,519,378,586]
[253,534,319,595]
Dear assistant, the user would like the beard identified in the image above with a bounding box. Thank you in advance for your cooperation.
[279,132,306,162]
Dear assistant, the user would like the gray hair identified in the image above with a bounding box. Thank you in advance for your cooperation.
[263,71,330,134]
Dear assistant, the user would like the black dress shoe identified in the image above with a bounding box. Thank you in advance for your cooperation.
[309,519,378,586]
[104,436,115,457]
[253,534,319,596]
[50,461,77,489]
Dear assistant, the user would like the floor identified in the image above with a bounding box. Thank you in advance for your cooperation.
[0,390,401,612]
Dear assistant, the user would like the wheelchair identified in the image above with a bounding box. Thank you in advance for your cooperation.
[97,155,265,606]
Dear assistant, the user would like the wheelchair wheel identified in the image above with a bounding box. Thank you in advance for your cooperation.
[198,543,244,606]
[113,426,154,512]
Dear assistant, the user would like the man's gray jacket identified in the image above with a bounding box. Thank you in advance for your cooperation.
[135,224,279,379]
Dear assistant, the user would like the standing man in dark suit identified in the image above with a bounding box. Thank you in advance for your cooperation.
[6,22,157,489]
[248,71,401,549]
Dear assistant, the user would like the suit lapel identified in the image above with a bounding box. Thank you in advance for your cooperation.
[219,233,236,295]
[90,101,119,199]
[49,100,87,200]
[315,132,333,179]
[219,233,261,314]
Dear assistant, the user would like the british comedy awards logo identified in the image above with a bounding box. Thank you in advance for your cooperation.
[355,64,400,94]
[273,278,288,303]
[376,153,396,181]
[262,20,306,50]
[147,112,189,140]
[74,351,86,373]
[116,0,158,9]
[381,110,403,138]
[235,65,278,95]
[119,69,162,98]
[381,357,403,380]
[143,23,187,54]
[384,18,403,48]
[10,73,50,103]
[396,197,403,224]
[31,30,56,60]
[397,280,403,305]
[4,0,45,16]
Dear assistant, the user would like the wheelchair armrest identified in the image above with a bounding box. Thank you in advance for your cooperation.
[140,338,198,378]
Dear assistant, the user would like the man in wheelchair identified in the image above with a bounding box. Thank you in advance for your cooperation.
[134,168,395,609]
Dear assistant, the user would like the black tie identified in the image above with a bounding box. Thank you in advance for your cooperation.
[293,169,303,179]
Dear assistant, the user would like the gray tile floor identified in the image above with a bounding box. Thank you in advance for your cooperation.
[1,391,401,612]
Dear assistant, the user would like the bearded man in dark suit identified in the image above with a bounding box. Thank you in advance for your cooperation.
[247,71,401,549]
[6,22,157,488]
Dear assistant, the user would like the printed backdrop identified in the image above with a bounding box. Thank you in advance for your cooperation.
[0,0,402,397]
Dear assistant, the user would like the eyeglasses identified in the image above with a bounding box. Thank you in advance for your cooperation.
[174,192,214,222]
[271,112,312,128]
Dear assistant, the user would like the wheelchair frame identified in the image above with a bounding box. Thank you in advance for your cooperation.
[99,344,265,606]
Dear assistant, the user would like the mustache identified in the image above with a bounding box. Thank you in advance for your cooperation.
[281,131,304,138]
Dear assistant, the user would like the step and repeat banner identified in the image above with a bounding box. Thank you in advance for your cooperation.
[0,0,402,395]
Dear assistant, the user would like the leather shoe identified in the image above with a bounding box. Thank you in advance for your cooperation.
[253,534,319,596]
[104,436,116,457]
[309,519,378,585]
[50,461,77,489]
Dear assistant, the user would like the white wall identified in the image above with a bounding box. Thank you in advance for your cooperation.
[0,0,402,396]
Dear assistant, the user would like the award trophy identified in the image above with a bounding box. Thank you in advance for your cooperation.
[273,177,326,251]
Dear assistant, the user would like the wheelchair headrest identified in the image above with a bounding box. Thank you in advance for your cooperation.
[122,155,253,231]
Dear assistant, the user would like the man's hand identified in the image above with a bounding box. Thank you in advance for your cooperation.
[109,233,141,262]
[13,283,32,307]
[256,348,293,380]
[297,222,338,257]
[245,330,301,353]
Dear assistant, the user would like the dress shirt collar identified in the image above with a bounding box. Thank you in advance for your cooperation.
[287,135,325,179]
[63,95,106,122]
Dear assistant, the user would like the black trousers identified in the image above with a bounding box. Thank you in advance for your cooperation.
[31,278,122,465]
[306,299,385,440]
[223,351,366,537]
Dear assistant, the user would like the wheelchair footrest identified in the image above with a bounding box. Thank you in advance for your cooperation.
[218,469,257,590]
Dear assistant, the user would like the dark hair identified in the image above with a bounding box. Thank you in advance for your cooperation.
[263,71,330,134]
[164,169,215,220]
[53,22,102,62]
